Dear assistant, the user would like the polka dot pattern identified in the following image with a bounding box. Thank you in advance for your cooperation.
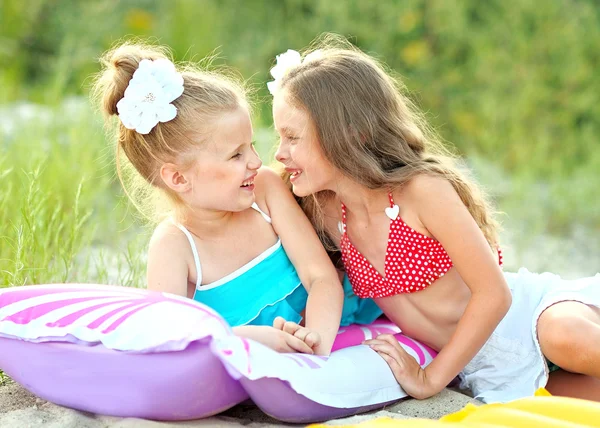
[339,193,503,299]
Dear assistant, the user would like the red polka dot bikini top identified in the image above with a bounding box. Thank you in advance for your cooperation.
[339,193,503,299]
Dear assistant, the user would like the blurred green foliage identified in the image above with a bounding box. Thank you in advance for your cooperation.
[1,0,599,285]
[2,0,599,178]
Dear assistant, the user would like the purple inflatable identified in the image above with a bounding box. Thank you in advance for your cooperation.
[0,284,436,422]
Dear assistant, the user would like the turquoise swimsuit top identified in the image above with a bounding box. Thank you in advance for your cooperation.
[175,203,383,328]
[175,203,308,327]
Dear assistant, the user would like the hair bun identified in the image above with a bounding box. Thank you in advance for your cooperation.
[95,42,169,117]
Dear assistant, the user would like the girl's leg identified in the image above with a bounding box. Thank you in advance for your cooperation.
[546,370,600,401]
[538,301,600,400]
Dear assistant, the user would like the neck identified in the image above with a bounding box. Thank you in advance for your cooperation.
[176,205,237,237]
[331,176,390,223]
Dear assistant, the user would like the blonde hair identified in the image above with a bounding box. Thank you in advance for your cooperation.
[278,35,500,250]
[92,41,248,222]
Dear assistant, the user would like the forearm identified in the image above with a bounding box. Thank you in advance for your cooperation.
[304,275,344,355]
[425,288,512,392]
[232,325,263,342]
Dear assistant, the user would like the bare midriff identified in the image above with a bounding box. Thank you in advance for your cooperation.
[374,267,471,352]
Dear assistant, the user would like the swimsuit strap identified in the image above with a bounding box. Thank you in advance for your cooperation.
[340,202,348,233]
[251,202,272,224]
[388,192,395,207]
[172,204,270,290]
[173,223,202,289]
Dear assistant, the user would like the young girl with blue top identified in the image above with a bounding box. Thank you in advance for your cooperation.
[94,42,381,355]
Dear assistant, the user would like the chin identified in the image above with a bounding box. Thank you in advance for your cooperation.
[291,184,312,198]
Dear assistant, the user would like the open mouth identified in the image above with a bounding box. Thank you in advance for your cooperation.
[288,169,303,182]
[241,175,256,189]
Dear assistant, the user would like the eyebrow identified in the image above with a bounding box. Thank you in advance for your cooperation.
[279,126,297,135]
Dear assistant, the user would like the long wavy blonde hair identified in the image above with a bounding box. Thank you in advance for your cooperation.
[277,35,500,251]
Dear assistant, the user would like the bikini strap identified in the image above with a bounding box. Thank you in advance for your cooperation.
[251,202,272,224]
[388,192,395,207]
[173,222,202,289]
[339,202,347,233]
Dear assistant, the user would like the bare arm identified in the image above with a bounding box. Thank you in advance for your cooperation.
[232,325,314,354]
[414,175,511,393]
[258,167,344,355]
[147,222,317,354]
[146,223,190,297]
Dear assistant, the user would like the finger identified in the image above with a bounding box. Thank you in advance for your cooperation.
[380,338,414,360]
[368,342,401,358]
[377,351,404,378]
[368,343,406,367]
[303,331,321,348]
[273,317,286,330]
[376,334,401,347]
[368,335,407,355]
[363,338,393,347]
[282,321,303,336]
[286,333,314,354]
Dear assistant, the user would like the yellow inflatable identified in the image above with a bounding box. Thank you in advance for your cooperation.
[308,389,600,427]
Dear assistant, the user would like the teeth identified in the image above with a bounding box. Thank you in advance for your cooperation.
[242,179,253,187]
[290,171,302,178]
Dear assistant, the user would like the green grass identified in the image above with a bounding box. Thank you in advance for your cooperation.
[0,99,147,288]
[0,369,10,386]
[0,98,598,291]
[0,99,282,289]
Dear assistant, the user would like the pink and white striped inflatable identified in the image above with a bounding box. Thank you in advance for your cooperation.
[0,284,436,423]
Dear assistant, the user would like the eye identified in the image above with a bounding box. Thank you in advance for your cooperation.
[230,153,242,160]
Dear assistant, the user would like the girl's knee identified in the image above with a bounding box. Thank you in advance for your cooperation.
[538,309,598,368]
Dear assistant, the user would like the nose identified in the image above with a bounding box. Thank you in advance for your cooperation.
[248,150,262,171]
[275,140,288,163]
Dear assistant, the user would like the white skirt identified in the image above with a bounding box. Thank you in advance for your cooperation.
[459,268,600,403]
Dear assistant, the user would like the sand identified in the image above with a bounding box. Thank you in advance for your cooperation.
[0,379,480,427]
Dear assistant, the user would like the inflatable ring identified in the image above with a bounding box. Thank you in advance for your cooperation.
[0,284,437,422]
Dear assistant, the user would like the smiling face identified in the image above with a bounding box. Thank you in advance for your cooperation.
[183,105,262,212]
[273,92,336,197]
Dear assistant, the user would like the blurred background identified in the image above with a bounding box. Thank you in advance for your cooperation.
[1,0,599,289]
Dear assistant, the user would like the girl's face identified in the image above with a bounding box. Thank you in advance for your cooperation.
[186,106,262,212]
[273,93,336,197]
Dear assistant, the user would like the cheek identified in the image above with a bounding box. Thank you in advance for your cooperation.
[196,164,234,185]
[298,147,326,173]
[211,168,231,181]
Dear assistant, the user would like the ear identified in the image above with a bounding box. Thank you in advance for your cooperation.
[159,163,192,194]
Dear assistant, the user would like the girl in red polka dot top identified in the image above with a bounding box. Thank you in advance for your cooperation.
[340,192,502,299]
[271,37,600,404]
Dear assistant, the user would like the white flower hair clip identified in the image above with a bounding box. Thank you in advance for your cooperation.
[267,49,322,95]
[116,58,184,135]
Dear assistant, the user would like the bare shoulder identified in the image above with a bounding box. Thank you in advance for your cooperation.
[254,165,296,213]
[400,173,461,209]
[254,165,286,188]
[148,220,190,256]
[254,165,287,200]
[147,220,192,295]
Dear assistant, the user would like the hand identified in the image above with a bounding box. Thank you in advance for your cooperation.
[273,317,322,353]
[252,325,315,354]
[363,334,438,400]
